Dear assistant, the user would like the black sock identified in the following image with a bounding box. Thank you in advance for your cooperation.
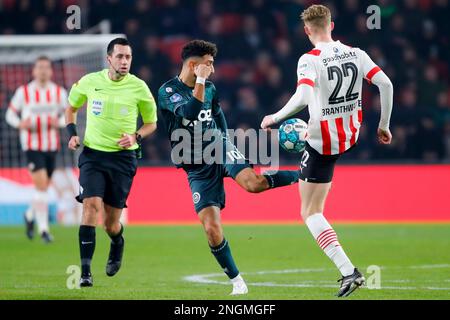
[108,224,124,245]
[210,238,239,279]
[79,225,96,276]
[263,170,299,189]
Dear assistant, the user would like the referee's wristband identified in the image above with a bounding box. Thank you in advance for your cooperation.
[196,77,206,85]
[66,123,78,137]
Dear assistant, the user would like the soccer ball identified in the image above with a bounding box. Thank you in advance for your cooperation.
[278,118,308,153]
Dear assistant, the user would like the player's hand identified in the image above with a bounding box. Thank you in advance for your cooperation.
[18,118,32,130]
[261,115,276,132]
[118,133,136,149]
[377,128,392,145]
[68,136,80,150]
[194,64,213,79]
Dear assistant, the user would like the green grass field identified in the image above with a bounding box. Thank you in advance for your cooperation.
[0,224,449,300]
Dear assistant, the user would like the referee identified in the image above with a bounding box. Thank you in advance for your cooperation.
[65,38,157,287]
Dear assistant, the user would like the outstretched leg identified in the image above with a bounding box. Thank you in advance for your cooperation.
[234,167,298,193]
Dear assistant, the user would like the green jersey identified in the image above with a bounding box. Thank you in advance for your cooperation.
[158,76,228,167]
[68,69,157,152]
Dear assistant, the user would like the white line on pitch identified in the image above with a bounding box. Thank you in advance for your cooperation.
[183,264,450,291]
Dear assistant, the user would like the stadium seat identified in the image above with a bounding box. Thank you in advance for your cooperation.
[159,37,190,64]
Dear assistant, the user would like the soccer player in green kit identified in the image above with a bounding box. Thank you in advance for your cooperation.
[65,38,157,287]
[158,40,299,295]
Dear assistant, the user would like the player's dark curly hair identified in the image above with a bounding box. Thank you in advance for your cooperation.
[181,40,218,61]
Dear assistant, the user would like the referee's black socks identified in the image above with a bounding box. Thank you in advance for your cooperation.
[108,223,124,245]
[79,225,96,276]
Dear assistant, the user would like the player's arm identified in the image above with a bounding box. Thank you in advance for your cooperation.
[65,78,88,150]
[214,109,228,136]
[162,64,213,120]
[261,56,316,130]
[5,86,30,129]
[178,64,213,120]
[212,86,228,137]
[174,96,202,120]
[362,51,394,144]
[261,84,314,130]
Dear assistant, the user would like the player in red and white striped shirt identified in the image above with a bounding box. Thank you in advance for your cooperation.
[261,5,393,297]
[5,56,68,243]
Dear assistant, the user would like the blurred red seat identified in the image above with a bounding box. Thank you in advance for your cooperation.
[159,36,190,64]
[219,14,242,35]
[215,62,242,82]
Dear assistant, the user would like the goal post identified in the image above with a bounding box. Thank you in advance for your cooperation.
[0,34,124,225]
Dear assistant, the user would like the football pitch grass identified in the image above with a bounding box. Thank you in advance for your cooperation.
[0,224,449,300]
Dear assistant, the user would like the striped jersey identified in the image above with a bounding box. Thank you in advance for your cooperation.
[297,40,381,155]
[7,80,68,151]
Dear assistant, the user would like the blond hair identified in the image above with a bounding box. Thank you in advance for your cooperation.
[301,4,331,29]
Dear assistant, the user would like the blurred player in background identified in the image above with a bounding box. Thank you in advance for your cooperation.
[66,38,157,287]
[261,5,394,297]
[5,56,68,243]
[158,40,299,295]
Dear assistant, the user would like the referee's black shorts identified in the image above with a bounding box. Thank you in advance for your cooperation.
[76,146,137,209]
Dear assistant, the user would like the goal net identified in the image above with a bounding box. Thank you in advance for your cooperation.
[0,34,123,225]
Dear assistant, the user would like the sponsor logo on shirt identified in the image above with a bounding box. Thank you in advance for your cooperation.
[181,109,213,127]
[322,51,357,66]
[198,109,212,122]
[298,63,308,72]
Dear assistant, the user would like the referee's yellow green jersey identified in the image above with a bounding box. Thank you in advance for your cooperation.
[68,69,157,152]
